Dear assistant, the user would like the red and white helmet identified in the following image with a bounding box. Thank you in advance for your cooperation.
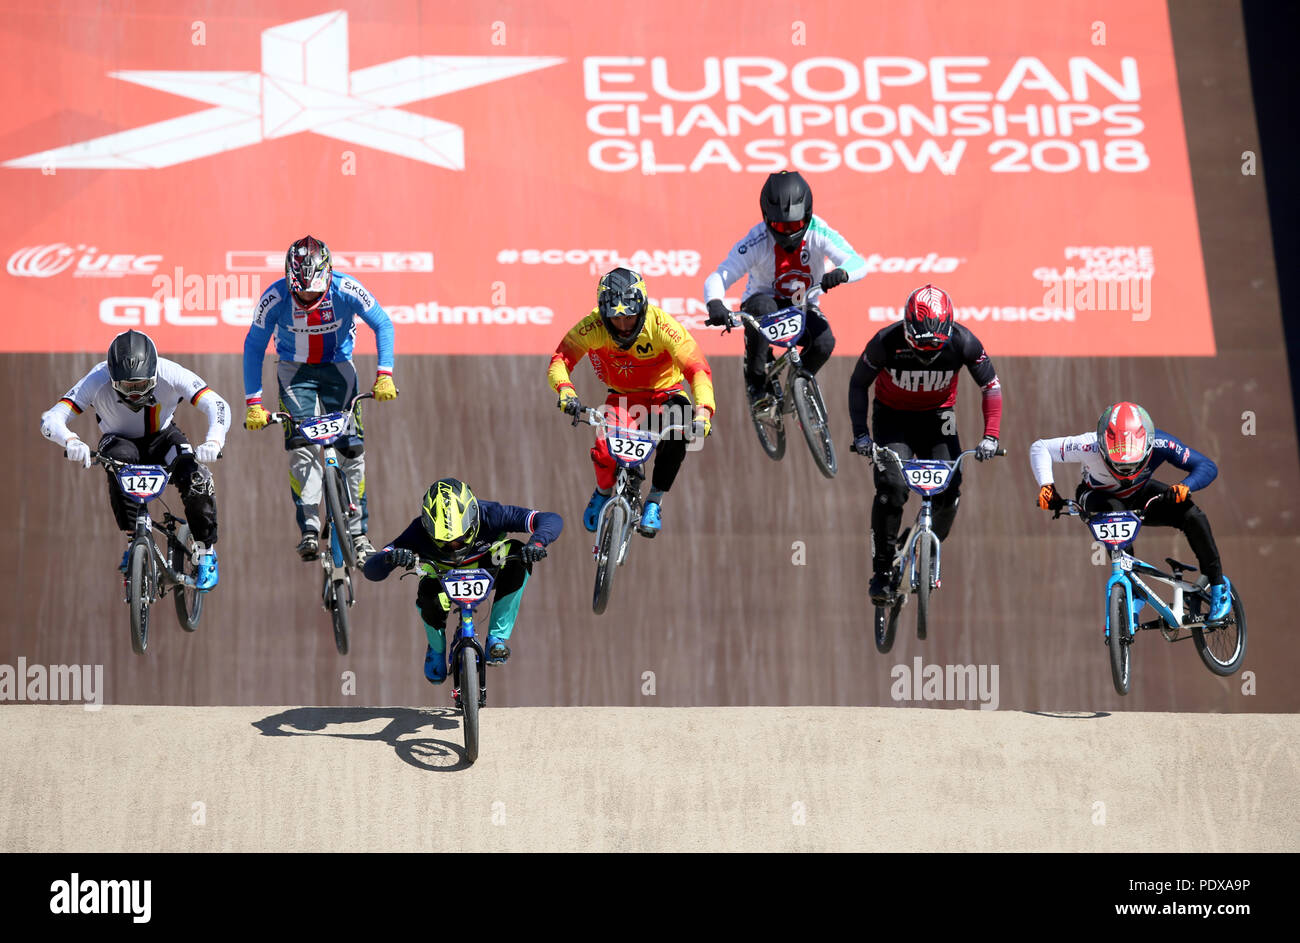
[903,284,955,362]
[285,235,332,310]
[1097,402,1155,482]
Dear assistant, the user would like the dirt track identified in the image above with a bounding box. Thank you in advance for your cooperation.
[1,705,1295,852]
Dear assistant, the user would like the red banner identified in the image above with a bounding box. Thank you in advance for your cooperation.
[0,0,1211,356]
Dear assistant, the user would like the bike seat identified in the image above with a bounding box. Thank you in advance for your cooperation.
[1164,557,1197,573]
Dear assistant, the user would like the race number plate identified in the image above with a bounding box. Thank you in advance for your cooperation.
[441,568,493,604]
[300,412,349,442]
[1090,513,1141,547]
[117,465,168,500]
[759,308,804,347]
[902,461,952,493]
[606,427,656,464]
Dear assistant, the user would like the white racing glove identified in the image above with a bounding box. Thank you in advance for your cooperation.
[65,438,91,468]
[195,440,221,464]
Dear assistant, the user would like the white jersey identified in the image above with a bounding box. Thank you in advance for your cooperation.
[703,215,868,305]
[40,358,230,448]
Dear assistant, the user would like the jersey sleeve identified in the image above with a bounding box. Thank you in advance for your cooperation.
[847,333,885,438]
[164,359,231,446]
[40,365,103,447]
[548,314,598,395]
[341,276,395,373]
[243,285,282,402]
[814,216,868,282]
[957,328,1002,439]
[486,502,565,546]
[1155,432,1218,491]
[661,312,715,413]
[703,232,758,302]
[362,518,425,581]
[1028,433,1093,486]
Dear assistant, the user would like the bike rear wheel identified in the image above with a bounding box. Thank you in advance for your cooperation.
[1191,585,1247,676]
[593,503,625,615]
[170,526,203,632]
[750,389,786,461]
[916,537,932,641]
[323,464,357,571]
[1108,584,1132,696]
[460,646,480,764]
[327,578,351,655]
[128,540,151,655]
[792,373,837,479]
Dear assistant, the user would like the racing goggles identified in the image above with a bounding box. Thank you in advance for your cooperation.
[768,219,806,235]
[113,377,156,400]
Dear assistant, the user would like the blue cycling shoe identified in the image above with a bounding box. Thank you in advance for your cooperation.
[583,490,611,532]
[195,548,219,592]
[424,644,447,685]
[1130,595,1147,620]
[487,636,511,665]
[638,501,662,537]
[1208,578,1233,622]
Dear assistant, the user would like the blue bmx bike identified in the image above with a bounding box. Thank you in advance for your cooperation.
[1056,498,1247,695]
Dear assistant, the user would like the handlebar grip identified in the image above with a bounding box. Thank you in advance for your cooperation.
[995,448,1007,456]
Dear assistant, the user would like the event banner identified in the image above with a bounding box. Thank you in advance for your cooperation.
[0,0,1212,356]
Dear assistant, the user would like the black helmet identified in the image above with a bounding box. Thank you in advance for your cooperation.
[597,267,649,350]
[106,329,158,410]
[285,235,332,310]
[760,171,813,251]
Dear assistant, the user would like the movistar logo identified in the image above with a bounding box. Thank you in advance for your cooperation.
[4,11,562,170]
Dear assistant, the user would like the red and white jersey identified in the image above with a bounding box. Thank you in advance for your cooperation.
[703,216,867,304]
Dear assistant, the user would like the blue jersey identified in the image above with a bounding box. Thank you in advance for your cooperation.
[362,501,564,581]
[243,272,395,400]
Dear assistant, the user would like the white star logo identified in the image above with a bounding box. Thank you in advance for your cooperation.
[4,10,562,170]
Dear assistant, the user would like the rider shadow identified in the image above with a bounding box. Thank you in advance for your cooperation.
[1023,710,1112,720]
[252,706,472,772]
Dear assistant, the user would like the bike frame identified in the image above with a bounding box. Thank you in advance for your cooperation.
[579,408,695,563]
[98,456,195,598]
[735,305,809,416]
[872,446,982,594]
[1060,502,1209,642]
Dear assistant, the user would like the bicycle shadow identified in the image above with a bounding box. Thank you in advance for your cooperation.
[1023,710,1112,720]
[252,706,472,772]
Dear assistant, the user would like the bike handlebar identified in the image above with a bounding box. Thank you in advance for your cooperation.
[856,443,1006,469]
[723,304,806,334]
[569,405,704,441]
[1052,496,1160,522]
[265,391,375,427]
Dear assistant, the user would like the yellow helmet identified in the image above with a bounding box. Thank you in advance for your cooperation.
[421,478,480,564]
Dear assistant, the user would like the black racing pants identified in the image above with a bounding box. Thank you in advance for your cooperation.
[1077,481,1223,582]
[741,295,835,388]
[98,425,218,545]
[415,540,534,631]
[870,403,961,574]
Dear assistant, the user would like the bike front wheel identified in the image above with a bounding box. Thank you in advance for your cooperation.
[170,526,203,632]
[1191,585,1247,676]
[915,537,932,641]
[1108,584,1132,696]
[327,578,351,655]
[323,464,357,571]
[460,646,480,764]
[792,373,837,479]
[128,540,152,655]
[592,503,626,615]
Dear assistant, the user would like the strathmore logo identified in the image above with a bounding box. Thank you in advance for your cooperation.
[226,251,434,274]
[4,11,562,171]
[8,244,162,278]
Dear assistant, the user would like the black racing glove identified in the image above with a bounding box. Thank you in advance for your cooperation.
[706,299,732,327]
[521,540,548,564]
[820,268,849,292]
[389,548,417,570]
